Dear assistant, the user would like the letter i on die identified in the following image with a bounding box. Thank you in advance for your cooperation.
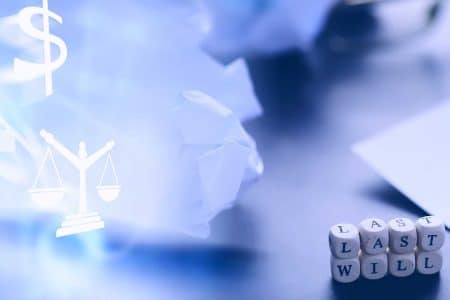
[329,224,360,283]
[359,218,388,279]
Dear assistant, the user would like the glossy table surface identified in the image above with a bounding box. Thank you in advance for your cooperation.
[2,2,450,300]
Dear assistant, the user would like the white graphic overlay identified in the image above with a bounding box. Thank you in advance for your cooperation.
[14,0,67,96]
[30,130,119,238]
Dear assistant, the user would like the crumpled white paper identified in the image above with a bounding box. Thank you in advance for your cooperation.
[197,0,337,64]
[170,90,263,237]
[0,0,263,238]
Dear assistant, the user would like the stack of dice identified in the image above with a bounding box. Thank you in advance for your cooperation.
[415,216,445,275]
[329,216,445,283]
[360,218,389,280]
[387,217,417,278]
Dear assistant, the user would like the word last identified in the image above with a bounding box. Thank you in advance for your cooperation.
[329,216,445,283]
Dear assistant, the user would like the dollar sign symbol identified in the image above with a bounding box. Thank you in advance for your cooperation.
[14,0,67,96]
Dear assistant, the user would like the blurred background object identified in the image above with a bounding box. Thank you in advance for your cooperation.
[319,0,442,52]
[1,0,450,299]
[199,0,444,64]
[199,0,337,63]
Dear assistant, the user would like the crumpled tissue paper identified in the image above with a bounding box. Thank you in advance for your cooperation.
[0,0,263,238]
[170,90,263,237]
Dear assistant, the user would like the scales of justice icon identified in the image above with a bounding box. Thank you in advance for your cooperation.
[29,130,120,238]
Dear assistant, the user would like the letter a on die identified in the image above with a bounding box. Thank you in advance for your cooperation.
[359,218,388,255]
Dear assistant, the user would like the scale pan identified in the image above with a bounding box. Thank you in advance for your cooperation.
[97,185,120,202]
[29,187,65,207]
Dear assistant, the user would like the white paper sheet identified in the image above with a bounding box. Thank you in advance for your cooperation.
[353,101,450,227]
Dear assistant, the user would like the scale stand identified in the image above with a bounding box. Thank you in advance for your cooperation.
[56,212,105,238]
[32,130,119,238]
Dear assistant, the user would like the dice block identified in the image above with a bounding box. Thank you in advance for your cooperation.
[416,250,443,275]
[329,224,360,259]
[359,218,388,255]
[388,218,417,254]
[331,256,360,283]
[388,252,415,277]
[360,252,388,280]
[416,216,445,251]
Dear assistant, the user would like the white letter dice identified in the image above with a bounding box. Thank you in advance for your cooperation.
[360,252,388,280]
[329,216,445,283]
[416,250,443,275]
[388,218,417,254]
[388,252,415,277]
[359,218,388,254]
[331,256,360,283]
[329,224,360,259]
[416,216,445,251]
